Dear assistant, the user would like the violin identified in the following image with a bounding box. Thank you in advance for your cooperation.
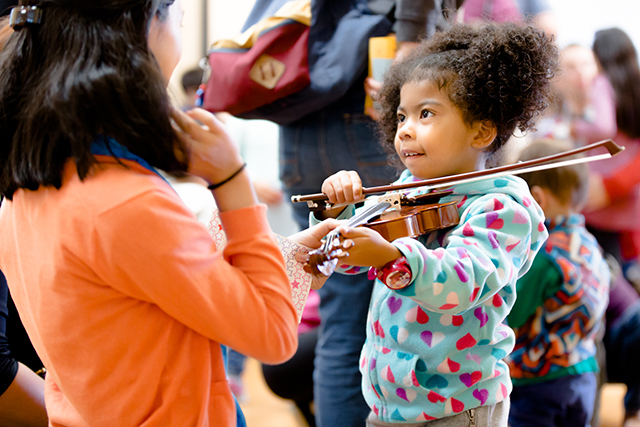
[295,139,624,277]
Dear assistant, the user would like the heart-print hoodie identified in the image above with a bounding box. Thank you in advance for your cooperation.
[320,170,548,422]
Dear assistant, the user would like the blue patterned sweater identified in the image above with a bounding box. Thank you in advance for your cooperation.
[312,171,548,422]
[506,214,610,385]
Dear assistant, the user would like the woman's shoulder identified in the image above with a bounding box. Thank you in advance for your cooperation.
[63,157,181,217]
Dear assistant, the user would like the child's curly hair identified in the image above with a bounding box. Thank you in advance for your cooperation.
[378,23,558,163]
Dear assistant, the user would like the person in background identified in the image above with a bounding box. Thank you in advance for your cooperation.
[507,139,610,427]
[604,263,640,427]
[551,44,617,145]
[180,66,204,111]
[587,28,640,289]
[0,270,47,427]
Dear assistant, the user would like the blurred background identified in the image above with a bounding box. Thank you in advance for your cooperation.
[169,0,640,105]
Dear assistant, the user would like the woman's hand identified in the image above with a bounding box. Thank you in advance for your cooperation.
[172,108,258,212]
[172,108,245,185]
[288,219,341,251]
[289,219,342,289]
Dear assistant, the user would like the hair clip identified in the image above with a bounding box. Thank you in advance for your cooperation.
[9,5,44,30]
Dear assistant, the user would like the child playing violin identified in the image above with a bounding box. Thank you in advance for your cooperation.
[310,23,557,426]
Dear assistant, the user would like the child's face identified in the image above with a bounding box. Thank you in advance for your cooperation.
[394,81,489,180]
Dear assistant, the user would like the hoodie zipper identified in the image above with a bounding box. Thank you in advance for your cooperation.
[468,408,476,427]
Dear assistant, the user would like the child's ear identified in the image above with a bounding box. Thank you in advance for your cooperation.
[529,185,547,211]
[471,121,498,149]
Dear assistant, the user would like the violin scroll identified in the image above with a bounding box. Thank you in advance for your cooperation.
[308,235,347,277]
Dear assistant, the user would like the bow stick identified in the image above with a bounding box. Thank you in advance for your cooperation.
[292,139,624,211]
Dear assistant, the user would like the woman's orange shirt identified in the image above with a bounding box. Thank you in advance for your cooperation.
[0,157,298,426]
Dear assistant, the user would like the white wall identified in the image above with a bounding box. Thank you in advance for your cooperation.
[551,0,640,50]
[169,0,256,105]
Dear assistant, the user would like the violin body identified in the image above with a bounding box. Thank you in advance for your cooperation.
[307,194,460,277]
[365,200,460,242]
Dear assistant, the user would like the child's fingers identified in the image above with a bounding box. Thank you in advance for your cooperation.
[325,170,363,204]
[343,170,364,201]
[339,226,380,241]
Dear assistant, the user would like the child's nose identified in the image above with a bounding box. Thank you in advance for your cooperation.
[398,121,415,140]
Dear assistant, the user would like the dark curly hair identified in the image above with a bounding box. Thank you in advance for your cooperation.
[378,23,557,164]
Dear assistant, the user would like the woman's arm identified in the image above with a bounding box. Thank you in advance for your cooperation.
[0,363,47,427]
[93,195,299,365]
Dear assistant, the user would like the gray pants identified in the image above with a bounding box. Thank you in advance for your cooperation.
[365,399,509,427]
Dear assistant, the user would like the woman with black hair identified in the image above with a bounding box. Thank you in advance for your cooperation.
[0,1,336,426]
[585,28,640,265]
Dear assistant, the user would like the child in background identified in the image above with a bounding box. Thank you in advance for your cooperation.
[180,67,204,111]
[507,139,610,427]
[311,23,556,425]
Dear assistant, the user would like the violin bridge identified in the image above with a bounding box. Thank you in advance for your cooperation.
[376,193,402,210]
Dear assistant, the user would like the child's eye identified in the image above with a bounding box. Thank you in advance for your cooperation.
[397,113,406,123]
[420,109,433,119]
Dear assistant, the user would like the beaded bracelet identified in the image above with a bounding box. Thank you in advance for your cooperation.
[207,163,247,190]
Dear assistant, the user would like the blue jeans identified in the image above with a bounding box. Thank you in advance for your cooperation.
[227,348,246,377]
[280,89,398,427]
[509,373,597,427]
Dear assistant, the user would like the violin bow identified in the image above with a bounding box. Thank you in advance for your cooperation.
[292,139,624,211]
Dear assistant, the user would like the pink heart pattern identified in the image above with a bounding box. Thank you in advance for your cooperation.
[473,388,489,405]
[353,176,546,422]
[474,307,488,327]
[387,296,402,315]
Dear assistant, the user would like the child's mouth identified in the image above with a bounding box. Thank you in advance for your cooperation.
[403,152,424,159]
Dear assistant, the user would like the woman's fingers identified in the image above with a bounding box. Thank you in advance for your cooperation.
[171,108,204,138]
[289,218,342,249]
[185,108,225,134]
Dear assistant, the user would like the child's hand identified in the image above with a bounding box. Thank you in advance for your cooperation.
[315,170,366,219]
[337,226,402,270]
[322,170,365,204]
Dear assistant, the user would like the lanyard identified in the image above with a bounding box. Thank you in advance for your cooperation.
[90,136,171,186]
